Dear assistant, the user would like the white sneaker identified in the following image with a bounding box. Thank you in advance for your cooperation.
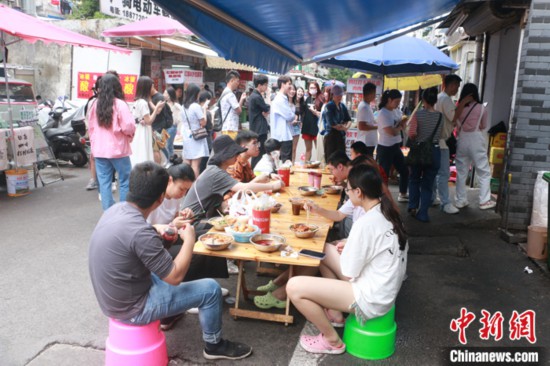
[186,307,199,314]
[227,260,239,275]
[432,198,441,206]
[480,201,496,210]
[455,200,469,209]
[221,287,229,297]
[443,204,459,214]
[111,181,117,192]
[98,193,102,202]
[397,194,409,202]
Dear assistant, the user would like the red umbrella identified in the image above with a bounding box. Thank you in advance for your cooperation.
[102,15,193,37]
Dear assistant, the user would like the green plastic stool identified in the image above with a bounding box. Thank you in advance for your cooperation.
[343,306,396,360]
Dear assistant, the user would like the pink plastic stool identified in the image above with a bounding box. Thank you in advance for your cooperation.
[105,319,168,366]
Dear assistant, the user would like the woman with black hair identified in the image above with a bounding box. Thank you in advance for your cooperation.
[376,89,409,202]
[303,81,325,161]
[87,74,135,210]
[131,76,166,166]
[180,83,209,178]
[407,87,443,222]
[453,83,495,210]
[163,87,182,159]
[287,164,408,355]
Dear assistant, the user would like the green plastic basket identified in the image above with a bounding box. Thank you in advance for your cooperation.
[343,306,396,360]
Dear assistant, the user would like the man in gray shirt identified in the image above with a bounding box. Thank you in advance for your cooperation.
[89,162,252,361]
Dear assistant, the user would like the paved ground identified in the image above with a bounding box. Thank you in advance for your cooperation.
[1,163,549,366]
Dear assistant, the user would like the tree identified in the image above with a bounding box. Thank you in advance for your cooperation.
[326,68,354,84]
[69,0,112,19]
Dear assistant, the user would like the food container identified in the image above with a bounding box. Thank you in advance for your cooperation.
[199,233,233,251]
[250,234,286,253]
[289,223,319,238]
[225,224,261,243]
[305,161,321,169]
[322,185,343,195]
[270,202,283,213]
[299,186,318,196]
[208,216,236,231]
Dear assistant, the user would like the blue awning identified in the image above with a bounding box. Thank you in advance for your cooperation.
[154,0,460,74]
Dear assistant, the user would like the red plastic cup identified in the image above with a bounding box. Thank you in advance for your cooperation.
[252,208,271,234]
[278,168,290,187]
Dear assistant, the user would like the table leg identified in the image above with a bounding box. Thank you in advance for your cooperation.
[232,260,245,320]
[284,265,294,326]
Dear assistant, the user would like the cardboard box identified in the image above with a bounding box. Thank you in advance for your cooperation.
[490,133,507,148]
[489,147,505,164]
[491,163,504,178]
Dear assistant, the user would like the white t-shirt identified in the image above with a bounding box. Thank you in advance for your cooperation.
[132,99,150,121]
[180,103,204,134]
[340,204,408,319]
[434,91,456,149]
[376,108,403,146]
[356,101,377,147]
[220,87,240,132]
[338,200,366,223]
[147,197,182,225]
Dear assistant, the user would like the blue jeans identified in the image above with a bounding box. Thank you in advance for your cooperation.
[408,146,441,221]
[433,148,451,208]
[377,143,409,194]
[125,275,223,344]
[166,125,178,158]
[95,157,131,211]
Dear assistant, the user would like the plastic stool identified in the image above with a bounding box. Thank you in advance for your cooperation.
[343,306,396,360]
[105,319,168,366]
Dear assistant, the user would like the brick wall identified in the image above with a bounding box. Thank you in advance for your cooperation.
[504,0,550,230]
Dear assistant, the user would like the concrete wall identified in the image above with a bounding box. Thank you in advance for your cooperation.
[505,0,550,230]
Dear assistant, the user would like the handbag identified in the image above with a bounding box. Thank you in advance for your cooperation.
[405,113,442,166]
[183,106,208,141]
[153,129,170,149]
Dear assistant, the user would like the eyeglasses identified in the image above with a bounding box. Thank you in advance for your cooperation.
[248,141,261,147]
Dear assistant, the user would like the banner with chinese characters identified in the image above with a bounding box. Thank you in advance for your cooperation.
[164,69,204,85]
[99,0,170,21]
[13,126,36,166]
[77,72,138,102]
[346,78,383,94]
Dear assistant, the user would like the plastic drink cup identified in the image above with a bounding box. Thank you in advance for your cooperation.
[308,172,322,189]
[278,168,290,186]
[252,208,271,234]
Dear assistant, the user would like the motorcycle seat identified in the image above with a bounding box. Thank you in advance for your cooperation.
[45,126,74,139]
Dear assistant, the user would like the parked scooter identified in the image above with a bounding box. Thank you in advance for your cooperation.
[40,96,88,167]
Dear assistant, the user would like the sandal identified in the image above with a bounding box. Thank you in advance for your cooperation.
[324,308,345,328]
[253,292,286,309]
[300,333,346,355]
[256,280,279,293]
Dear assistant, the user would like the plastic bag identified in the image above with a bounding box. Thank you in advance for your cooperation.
[531,171,548,227]
[229,189,258,218]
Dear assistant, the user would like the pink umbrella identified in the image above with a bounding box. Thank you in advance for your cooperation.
[0,4,130,53]
[102,15,193,37]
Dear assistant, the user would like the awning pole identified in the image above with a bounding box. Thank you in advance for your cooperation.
[1,31,18,169]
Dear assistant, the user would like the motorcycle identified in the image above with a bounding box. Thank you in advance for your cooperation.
[40,96,88,167]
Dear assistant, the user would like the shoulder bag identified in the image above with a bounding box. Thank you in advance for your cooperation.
[213,89,233,132]
[183,106,208,141]
[405,113,442,166]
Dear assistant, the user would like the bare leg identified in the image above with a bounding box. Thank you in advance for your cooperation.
[287,276,355,346]
[188,158,201,179]
[292,135,299,163]
[154,151,161,164]
[304,139,313,162]
[318,244,346,322]
[271,266,318,300]
[89,154,96,180]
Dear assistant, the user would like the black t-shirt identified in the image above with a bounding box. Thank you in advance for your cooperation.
[302,96,320,136]
[247,89,270,135]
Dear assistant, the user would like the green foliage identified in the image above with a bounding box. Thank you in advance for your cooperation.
[68,0,112,19]
[326,68,354,83]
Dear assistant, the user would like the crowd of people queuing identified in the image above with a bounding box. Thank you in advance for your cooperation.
[86,68,495,359]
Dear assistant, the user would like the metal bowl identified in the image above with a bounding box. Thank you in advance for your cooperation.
[208,216,230,231]
[289,223,319,238]
[270,202,283,213]
[322,185,343,195]
[299,186,318,196]
[305,161,321,169]
[250,234,286,253]
[199,233,233,251]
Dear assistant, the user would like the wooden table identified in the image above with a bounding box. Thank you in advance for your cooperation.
[193,172,340,325]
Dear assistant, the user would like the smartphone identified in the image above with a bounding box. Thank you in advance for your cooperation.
[298,249,326,260]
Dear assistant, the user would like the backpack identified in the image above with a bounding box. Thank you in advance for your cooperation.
[213,89,233,132]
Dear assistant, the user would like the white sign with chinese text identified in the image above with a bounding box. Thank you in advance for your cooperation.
[347,78,383,94]
[164,69,204,85]
[100,0,170,21]
[13,126,36,166]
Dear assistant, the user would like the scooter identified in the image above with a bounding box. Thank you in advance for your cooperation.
[40,96,88,167]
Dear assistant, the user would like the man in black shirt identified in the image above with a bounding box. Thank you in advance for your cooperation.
[247,74,270,168]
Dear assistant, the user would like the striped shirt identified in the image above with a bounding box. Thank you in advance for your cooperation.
[410,109,442,143]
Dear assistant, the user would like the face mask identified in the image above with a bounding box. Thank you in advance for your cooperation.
[309,89,317,96]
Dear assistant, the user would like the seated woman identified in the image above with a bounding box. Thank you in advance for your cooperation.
[286,164,408,355]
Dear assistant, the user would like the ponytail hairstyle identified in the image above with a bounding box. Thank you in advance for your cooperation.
[347,164,407,250]
[167,162,196,182]
[378,89,402,110]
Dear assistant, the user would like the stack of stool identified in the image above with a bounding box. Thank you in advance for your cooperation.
[105,318,168,366]
[343,306,396,360]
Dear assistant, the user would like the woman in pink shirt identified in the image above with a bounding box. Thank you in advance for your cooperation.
[453,83,495,210]
[88,74,136,210]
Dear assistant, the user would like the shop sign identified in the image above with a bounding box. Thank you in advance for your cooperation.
[347,78,383,94]
[77,72,138,102]
[164,69,204,85]
[99,0,171,21]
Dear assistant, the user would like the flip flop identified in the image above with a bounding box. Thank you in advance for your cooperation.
[324,308,345,328]
[253,292,286,309]
[256,280,279,293]
[300,333,346,355]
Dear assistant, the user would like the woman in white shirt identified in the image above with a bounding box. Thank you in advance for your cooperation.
[163,87,183,159]
[287,164,408,355]
[180,83,209,178]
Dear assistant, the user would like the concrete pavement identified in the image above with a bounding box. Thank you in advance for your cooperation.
[1,165,548,366]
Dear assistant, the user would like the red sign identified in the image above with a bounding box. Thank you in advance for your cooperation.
[77,72,138,101]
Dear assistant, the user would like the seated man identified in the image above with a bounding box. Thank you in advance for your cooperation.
[253,138,282,175]
[88,162,252,361]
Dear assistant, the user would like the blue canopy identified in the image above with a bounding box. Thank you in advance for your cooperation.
[154,0,460,74]
[315,35,458,76]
